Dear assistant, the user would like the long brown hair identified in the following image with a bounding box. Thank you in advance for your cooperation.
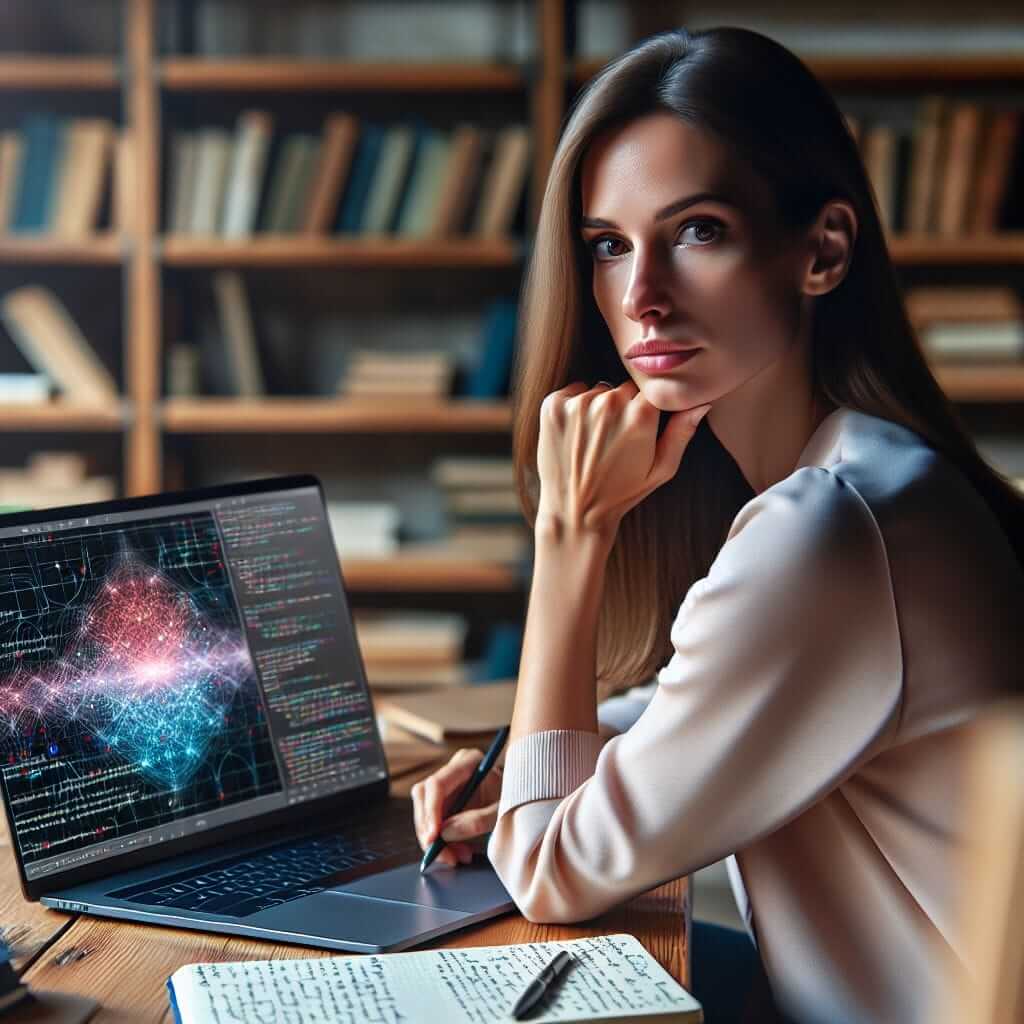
[512,25,1024,693]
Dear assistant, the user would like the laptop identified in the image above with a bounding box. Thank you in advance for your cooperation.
[0,474,513,952]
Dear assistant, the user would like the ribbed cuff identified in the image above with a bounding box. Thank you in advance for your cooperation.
[497,730,603,817]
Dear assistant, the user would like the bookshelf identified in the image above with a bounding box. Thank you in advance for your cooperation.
[0,0,1023,621]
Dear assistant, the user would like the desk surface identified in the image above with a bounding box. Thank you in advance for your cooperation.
[0,744,689,1022]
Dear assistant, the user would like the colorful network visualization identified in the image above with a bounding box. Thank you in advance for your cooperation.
[0,512,282,864]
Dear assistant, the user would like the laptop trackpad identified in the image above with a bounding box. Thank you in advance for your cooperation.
[337,859,514,915]
[255,891,467,952]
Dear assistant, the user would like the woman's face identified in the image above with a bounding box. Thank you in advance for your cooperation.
[579,110,810,412]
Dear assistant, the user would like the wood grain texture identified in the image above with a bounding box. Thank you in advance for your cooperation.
[160,60,526,92]
[160,397,513,433]
[160,236,521,267]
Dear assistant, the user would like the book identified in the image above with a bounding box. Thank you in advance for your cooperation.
[263,134,320,233]
[384,733,447,776]
[166,933,702,1023]
[221,110,273,238]
[0,285,118,402]
[302,112,359,234]
[433,456,516,490]
[937,102,983,237]
[464,298,518,398]
[354,610,468,665]
[473,124,530,238]
[0,131,23,231]
[862,122,896,234]
[969,109,1021,234]
[335,122,386,234]
[11,114,64,233]
[361,124,416,235]
[189,129,232,235]
[167,132,197,233]
[376,680,516,743]
[394,129,452,237]
[52,118,113,238]
[906,96,946,235]
[429,122,485,236]
[113,131,136,235]
[904,286,1022,327]
[919,321,1024,362]
[211,271,265,395]
[0,373,49,402]
[368,663,468,690]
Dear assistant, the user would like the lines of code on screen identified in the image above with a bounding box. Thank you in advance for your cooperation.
[0,513,282,866]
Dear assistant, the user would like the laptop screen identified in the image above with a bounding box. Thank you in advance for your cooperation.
[0,480,387,882]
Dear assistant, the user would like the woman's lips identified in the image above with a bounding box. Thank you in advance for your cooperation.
[628,350,700,374]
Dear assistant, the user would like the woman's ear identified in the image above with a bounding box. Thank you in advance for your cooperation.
[801,199,857,297]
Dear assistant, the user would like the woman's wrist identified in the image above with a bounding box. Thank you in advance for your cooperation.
[534,507,618,556]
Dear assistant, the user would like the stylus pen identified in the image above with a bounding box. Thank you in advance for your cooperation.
[419,725,510,874]
[511,949,574,1019]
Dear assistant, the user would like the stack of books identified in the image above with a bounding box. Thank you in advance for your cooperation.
[353,610,469,691]
[428,457,529,564]
[0,452,116,509]
[842,100,1022,235]
[0,285,118,403]
[904,286,1024,362]
[166,111,530,240]
[326,501,401,559]
[0,114,129,237]
[339,349,455,400]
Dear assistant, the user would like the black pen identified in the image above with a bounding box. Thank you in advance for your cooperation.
[511,949,574,1019]
[419,725,510,874]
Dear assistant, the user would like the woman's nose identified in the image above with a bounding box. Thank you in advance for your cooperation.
[621,246,674,323]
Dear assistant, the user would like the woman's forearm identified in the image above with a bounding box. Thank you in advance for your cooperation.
[508,517,614,743]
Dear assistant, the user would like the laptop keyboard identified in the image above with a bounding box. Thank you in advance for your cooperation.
[109,814,420,918]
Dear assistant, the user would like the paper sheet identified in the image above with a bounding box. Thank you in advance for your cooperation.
[169,933,701,1023]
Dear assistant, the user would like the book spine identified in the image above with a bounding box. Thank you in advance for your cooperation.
[11,115,62,233]
[221,111,274,238]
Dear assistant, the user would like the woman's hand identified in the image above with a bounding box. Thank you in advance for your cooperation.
[536,380,711,538]
[410,748,503,868]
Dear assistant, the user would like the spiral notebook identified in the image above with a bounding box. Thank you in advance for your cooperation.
[166,932,703,1023]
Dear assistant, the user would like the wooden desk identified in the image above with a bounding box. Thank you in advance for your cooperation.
[0,747,689,1022]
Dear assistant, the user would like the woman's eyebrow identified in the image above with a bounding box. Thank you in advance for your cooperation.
[581,191,739,230]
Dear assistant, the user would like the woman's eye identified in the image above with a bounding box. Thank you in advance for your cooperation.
[678,219,723,246]
[590,236,628,260]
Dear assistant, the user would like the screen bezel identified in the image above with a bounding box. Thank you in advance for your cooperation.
[0,473,391,901]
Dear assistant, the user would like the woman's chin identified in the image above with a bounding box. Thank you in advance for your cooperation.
[638,378,706,412]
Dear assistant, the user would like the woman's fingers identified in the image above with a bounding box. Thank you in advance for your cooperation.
[411,748,483,849]
[440,802,499,843]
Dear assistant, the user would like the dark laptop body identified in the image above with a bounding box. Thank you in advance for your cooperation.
[0,474,512,952]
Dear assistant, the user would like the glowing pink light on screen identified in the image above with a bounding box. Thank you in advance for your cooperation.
[0,559,257,788]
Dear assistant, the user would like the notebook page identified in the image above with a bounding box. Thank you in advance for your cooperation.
[169,933,700,1023]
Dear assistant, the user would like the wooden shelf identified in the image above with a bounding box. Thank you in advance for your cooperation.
[0,56,119,90]
[888,234,1024,265]
[341,555,520,592]
[0,401,126,431]
[572,53,1024,88]
[933,364,1024,402]
[160,236,522,268]
[161,398,513,433]
[160,58,526,92]
[0,234,123,265]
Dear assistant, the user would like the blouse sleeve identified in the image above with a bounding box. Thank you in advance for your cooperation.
[487,468,904,923]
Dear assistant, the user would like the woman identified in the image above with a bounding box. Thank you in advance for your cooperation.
[411,26,1024,1024]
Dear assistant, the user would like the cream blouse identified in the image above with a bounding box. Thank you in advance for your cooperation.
[487,407,1023,1024]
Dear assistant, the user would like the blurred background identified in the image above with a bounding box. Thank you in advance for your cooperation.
[0,0,1023,929]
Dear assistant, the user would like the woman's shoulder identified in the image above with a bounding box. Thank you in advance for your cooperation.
[685,465,894,635]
